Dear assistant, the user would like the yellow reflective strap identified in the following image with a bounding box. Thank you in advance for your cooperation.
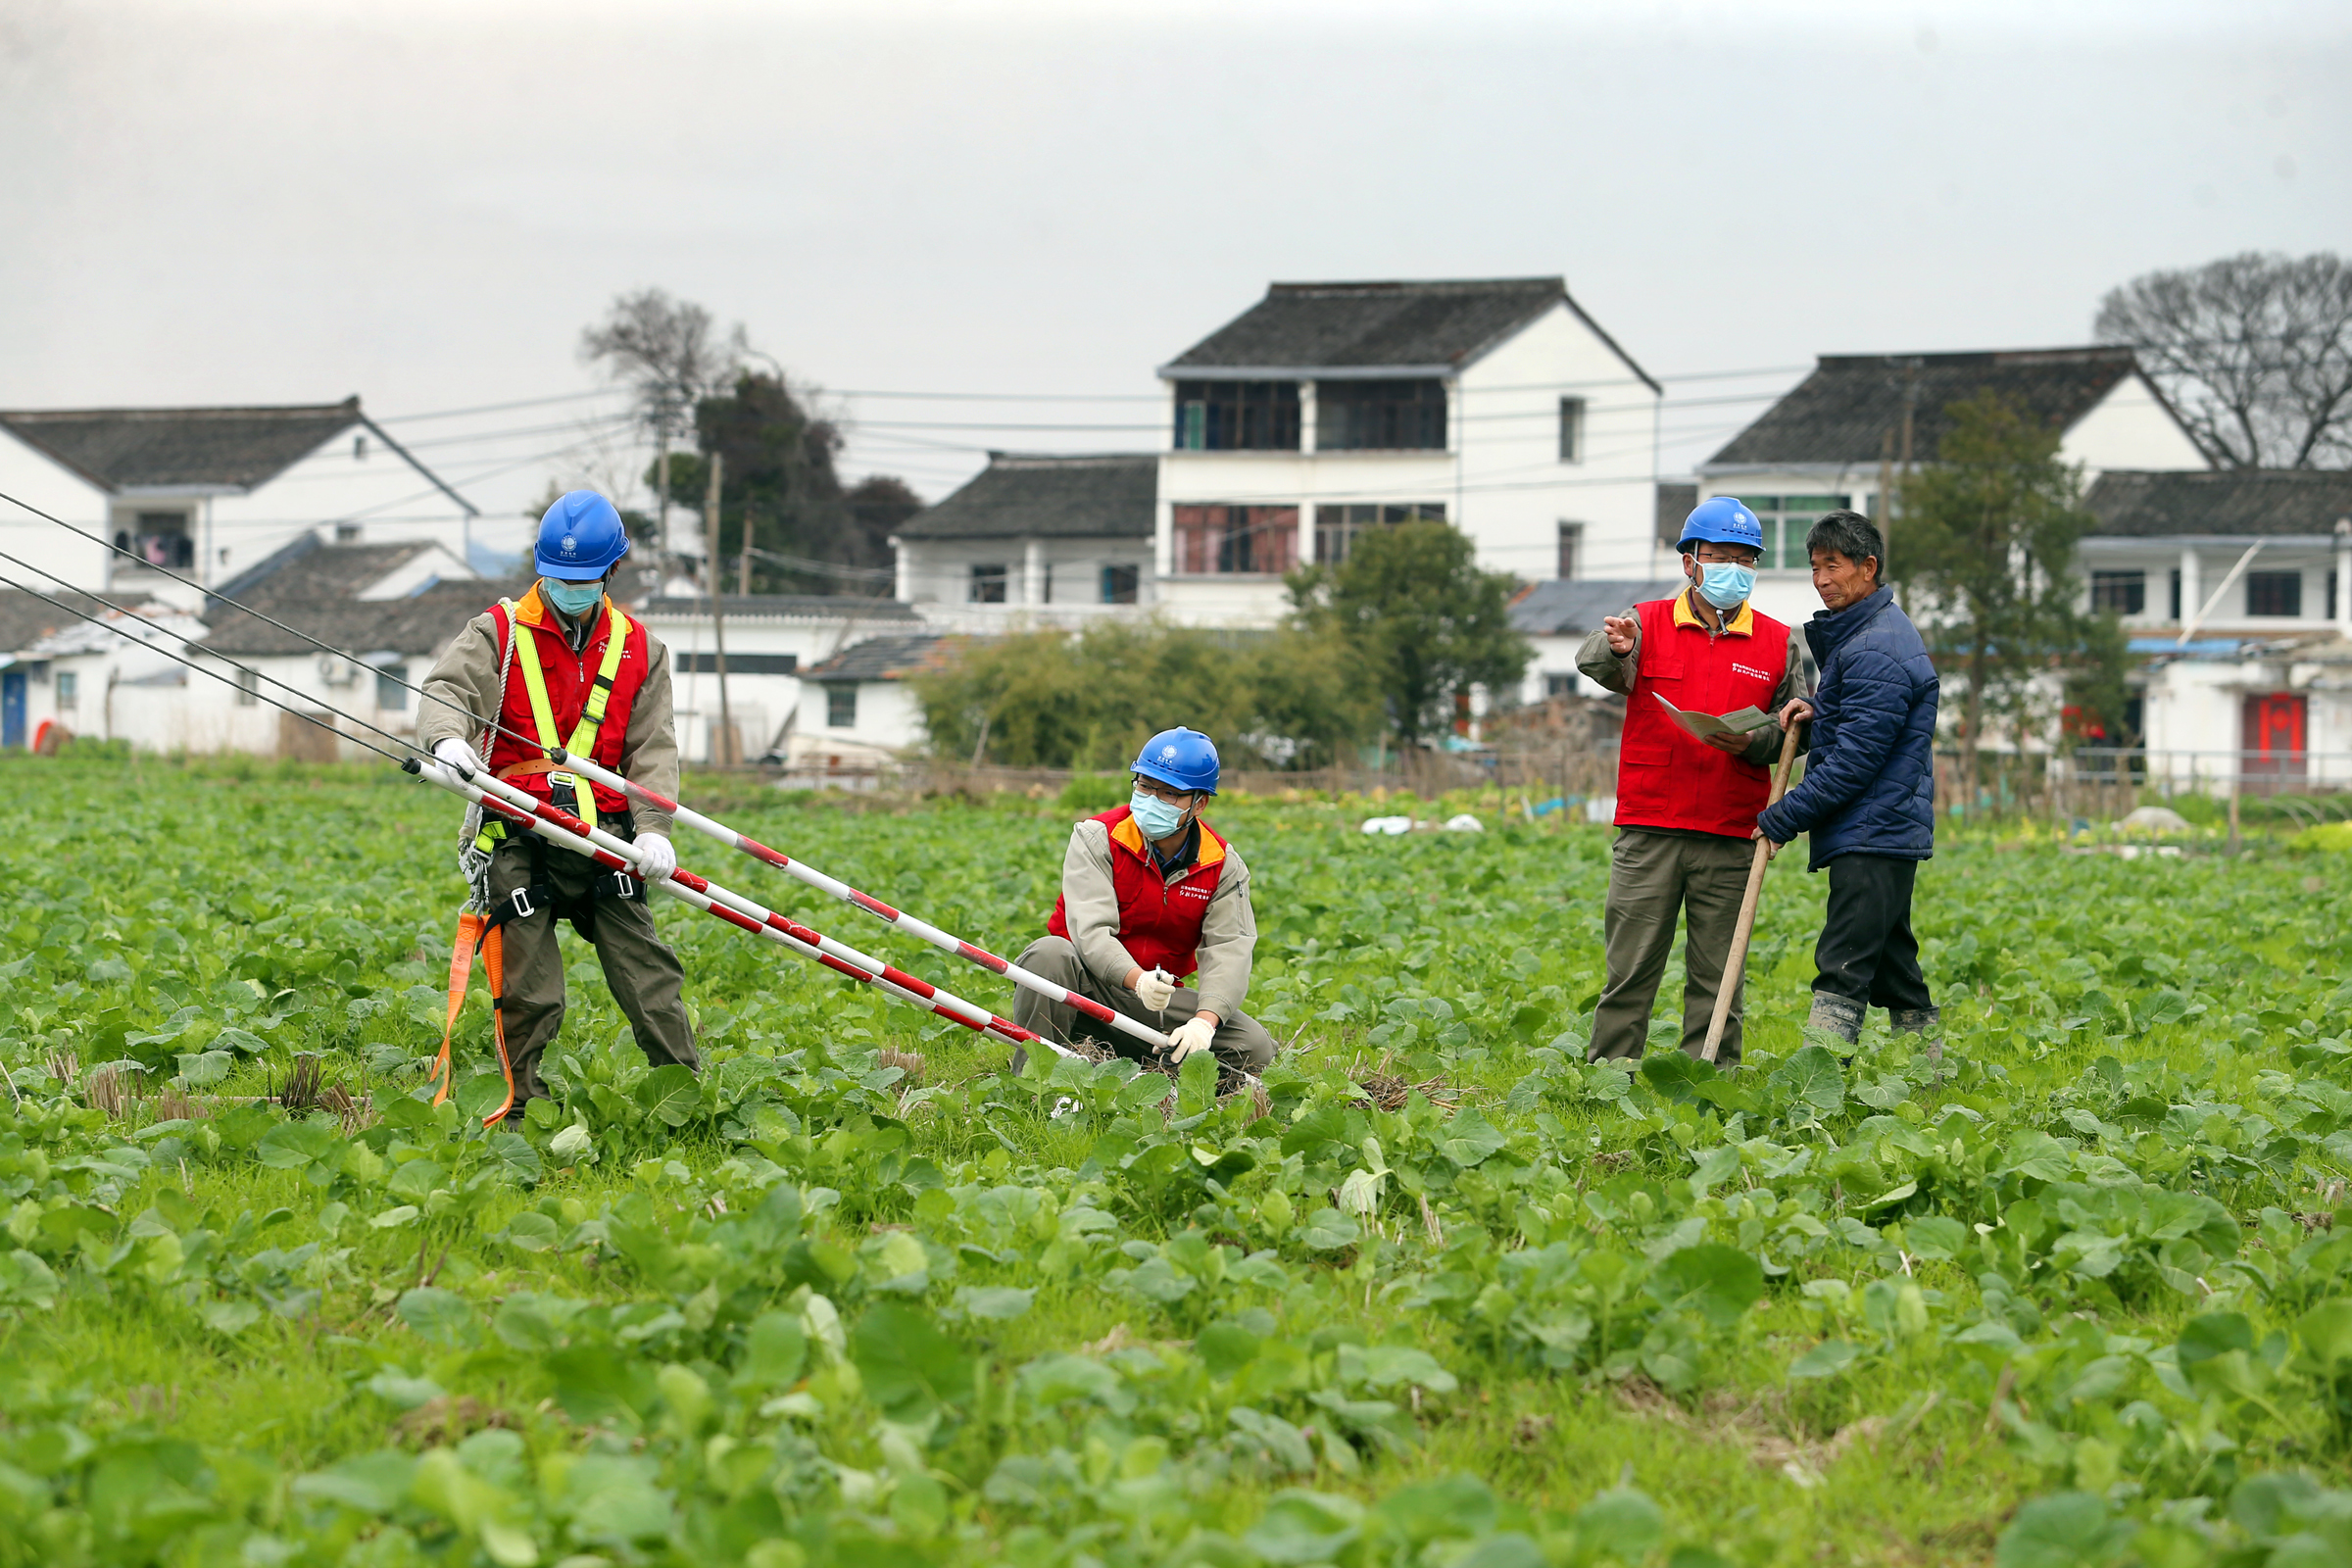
[510,597,584,812]
[564,600,631,756]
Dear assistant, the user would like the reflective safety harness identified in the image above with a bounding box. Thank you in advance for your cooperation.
[428,909,514,1123]
[506,594,631,820]
[435,592,633,1125]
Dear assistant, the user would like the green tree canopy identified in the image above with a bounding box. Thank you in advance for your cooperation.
[1289,521,1532,748]
[909,619,1377,773]
[1897,389,2122,786]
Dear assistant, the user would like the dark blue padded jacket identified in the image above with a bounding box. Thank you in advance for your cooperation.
[1756,585,1938,870]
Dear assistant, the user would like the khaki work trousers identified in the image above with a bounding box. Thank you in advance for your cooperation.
[1589,827,1758,1067]
[486,825,701,1112]
[1008,935,1277,1074]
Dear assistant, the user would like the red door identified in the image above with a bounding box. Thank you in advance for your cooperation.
[2241,693,2308,794]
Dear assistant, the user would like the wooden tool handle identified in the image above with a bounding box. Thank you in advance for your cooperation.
[1699,722,1803,1063]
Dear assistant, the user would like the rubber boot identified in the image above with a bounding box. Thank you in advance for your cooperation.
[1806,991,1864,1049]
[1891,1005,1943,1062]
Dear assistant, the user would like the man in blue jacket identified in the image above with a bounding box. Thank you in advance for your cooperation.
[1757,512,1939,1050]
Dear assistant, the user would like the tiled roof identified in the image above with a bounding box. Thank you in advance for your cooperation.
[801,633,968,683]
[201,577,534,658]
[896,453,1156,542]
[1706,348,2165,468]
[2085,468,2352,538]
[0,589,158,655]
[1508,579,1686,637]
[0,400,366,491]
[1164,277,1657,390]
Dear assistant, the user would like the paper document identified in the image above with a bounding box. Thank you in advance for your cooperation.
[1652,694,1776,740]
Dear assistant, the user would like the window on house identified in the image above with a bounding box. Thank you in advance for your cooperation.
[825,685,858,728]
[1557,521,1585,580]
[1315,378,1447,450]
[1173,505,1299,575]
[334,523,364,544]
[1312,503,1445,566]
[375,663,409,711]
[1040,563,1054,604]
[1558,398,1586,464]
[128,511,193,570]
[2090,570,2146,615]
[56,672,77,712]
[1102,564,1140,605]
[2328,568,2339,622]
[2170,568,2183,621]
[1544,673,1579,699]
[969,564,1007,604]
[235,668,259,708]
[1171,381,1300,451]
[2246,569,2303,617]
[1737,496,1850,570]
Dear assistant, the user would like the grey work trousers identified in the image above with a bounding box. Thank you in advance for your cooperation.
[1008,935,1277,1074]
[1588,827,1758,1066]
[486,824,702,1111]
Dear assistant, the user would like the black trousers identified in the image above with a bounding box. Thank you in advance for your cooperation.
[1814,855,1934,1011]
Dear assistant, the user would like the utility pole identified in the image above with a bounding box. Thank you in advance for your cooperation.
[652,416,672,600]
[703,451,737,765]
[739,501,755,597]
[1892,359,1919,580]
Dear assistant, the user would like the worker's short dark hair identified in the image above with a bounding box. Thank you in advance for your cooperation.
[1806,511,1885,582]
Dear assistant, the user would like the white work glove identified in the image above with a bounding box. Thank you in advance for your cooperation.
[632,831,677,882]
[432,738,484,776]
[1132,967,1176,1011]
[1167,1016,1217,1063]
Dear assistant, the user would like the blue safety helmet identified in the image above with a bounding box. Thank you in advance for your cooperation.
[534,490,631,581]
[1677,496,1765,555]
[1132,727,1220,796]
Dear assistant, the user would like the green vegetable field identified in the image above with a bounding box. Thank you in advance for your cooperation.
[5,756,2352,1567]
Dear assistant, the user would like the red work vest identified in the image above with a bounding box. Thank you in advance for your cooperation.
[1614,589,1791,839]
[1047,806,1229,977]
[482,585,654,818]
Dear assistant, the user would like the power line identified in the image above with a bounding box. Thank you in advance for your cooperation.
[373,388,627,424]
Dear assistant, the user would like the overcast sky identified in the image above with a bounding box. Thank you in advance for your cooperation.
[2,0,2345,532]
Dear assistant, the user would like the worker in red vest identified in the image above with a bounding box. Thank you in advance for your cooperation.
[418,491,699,1120]
[1574,497,1809,1067]
[1012,728,1276,1075]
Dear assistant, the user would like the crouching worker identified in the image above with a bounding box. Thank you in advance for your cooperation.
[1577,497,1807,1067]
[418,490,700,1120]
[1012,728,1276,1076]
[1755,510,1939,1050]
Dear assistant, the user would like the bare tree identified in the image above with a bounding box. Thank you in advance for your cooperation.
[579,288,749,587]
[2095,252,2352,468]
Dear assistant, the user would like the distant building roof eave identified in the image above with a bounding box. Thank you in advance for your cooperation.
[1155,362,1459,381]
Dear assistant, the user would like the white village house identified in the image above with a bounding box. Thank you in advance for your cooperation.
[2081,468,2352,793]
[0,399,485,602]
[1695,346,2209,630]
[889,454,1156,625]
[1154,277,1667,624]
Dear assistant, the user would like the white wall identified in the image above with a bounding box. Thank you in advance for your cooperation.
[198,427,480,588]
[2060,374,2209,478]
[1457,300,1662,585]
[0,426,111,604]
[796,679,925,754]
[897,535,1155,612]
[2079,538,2342,634]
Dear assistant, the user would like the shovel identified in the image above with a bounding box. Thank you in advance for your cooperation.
[1699,722,1804,1064]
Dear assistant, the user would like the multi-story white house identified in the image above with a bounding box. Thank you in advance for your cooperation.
[0,398,481,607]
[1144,276,1666,626]
[2082,468,2352,792]
[889,453,1156,626]
[1698,346,2208,628]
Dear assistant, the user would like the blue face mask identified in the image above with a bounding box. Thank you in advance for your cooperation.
[1695,562,1756,611]
[1129,787,1190,841]
[543,578,606,617]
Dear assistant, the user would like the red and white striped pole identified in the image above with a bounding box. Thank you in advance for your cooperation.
[408,758,1075,1059]
[547,747,1175,1055]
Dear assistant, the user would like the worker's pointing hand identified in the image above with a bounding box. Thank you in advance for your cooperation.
[633,832,677,882]
[432,738,484,777]
[1133,968,1176,1011]
[1602,615,1637,656]
[1167,1016,1216,1063]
